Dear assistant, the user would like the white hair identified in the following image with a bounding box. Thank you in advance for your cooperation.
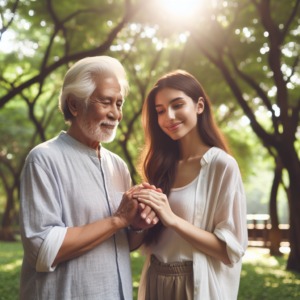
[58,56,129,123]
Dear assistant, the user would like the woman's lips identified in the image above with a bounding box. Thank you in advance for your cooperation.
[166,122,182,132]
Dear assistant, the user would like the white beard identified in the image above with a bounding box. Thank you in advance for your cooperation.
[79,117,118,143]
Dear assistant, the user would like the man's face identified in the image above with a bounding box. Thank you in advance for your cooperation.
[77,76,123,143]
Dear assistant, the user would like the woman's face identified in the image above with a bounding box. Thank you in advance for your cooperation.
[154,88,204,140]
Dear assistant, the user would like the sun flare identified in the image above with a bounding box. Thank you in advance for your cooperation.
[162,0,201,16]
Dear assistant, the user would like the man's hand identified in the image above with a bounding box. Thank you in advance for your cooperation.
[113,186,142,228]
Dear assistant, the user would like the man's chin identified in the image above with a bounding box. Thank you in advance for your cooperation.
[99,132,116,143]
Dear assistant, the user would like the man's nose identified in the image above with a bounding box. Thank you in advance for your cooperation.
[108,104,122,121]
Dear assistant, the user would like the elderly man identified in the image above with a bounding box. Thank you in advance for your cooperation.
[19,56,158,300]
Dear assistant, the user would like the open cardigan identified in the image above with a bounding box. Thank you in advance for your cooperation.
[138,147,248,300]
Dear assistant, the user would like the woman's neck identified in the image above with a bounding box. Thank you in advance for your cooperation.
[178,126,211,161]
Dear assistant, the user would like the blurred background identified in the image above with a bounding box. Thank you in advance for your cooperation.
[0,0,300,299]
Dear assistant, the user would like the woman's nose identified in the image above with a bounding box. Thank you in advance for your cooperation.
[167,107,175,120]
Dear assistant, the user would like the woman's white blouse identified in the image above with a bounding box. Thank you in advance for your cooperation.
[138,147,248,300]
[152,175,198,263]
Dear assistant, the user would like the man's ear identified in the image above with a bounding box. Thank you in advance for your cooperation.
[67,96,79,117]
[197,97,205,115]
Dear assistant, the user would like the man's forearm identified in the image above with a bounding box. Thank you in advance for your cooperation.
[52,216,123,266]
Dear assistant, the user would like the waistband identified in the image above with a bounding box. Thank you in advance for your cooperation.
[149,255,193,275]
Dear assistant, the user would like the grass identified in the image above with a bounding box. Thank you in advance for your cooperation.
[238,248,300,300]
[0,243,299,300]
[0,241,23,300]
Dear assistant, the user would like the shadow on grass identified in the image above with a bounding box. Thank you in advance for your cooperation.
[238,247,300,300]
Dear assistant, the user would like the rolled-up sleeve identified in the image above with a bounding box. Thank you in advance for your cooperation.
[20,161,66,271]
[213,188,248,268]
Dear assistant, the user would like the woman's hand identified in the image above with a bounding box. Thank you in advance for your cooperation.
[133,189,176,227]
[130,183,161,230]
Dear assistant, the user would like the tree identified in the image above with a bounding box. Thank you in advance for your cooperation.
[0,0,148,239]
[187,0,300,270]
[0,0,257,241]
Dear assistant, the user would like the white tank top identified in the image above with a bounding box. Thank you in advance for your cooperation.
[151,175,198,263]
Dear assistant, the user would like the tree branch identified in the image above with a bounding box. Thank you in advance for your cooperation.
[61,7,115,25]
[0,0,146,109]
[193,31,274,145]
[41,2,114,72]
[20,88,46,142]
[0,0,19,41]
[227,50,273,112]
[226,49,279,135]
[47,0,60,28]
[0,164,10,192]
[144,49,163,93]
[0,157,16,177]
[218,57,274,144]
[287,54,299,83]
[280,0,300,44]
[291,97,300,134]
[225,1,251,41]
[256,0,289,128]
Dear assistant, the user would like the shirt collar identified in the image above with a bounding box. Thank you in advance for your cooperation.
[58,131,102,158]
[200,147,220,167]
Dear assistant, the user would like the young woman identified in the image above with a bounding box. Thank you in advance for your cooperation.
[134,70,248,300]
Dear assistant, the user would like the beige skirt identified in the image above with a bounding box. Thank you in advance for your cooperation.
[145,255,193,300]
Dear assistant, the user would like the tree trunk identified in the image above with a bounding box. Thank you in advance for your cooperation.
[269,157,283,256]
[286,172,300,272]
[279,145,300,272]
[0,188,16,241]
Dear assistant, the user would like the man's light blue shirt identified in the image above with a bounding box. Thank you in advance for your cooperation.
[19,131,132,300]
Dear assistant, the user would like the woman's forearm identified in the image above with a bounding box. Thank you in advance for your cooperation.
[170,215,231,265]
[128,229,147,251]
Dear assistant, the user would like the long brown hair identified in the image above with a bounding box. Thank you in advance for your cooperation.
[138,70,230,246]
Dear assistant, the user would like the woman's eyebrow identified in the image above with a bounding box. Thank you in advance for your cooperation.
[155,97,184,107]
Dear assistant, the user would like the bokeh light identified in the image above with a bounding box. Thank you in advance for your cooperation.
[162,0,201,16]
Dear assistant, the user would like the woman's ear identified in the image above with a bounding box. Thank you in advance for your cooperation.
[196,97,205,115]
[67,96,79,117]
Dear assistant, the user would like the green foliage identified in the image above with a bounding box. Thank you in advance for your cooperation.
[130,250,146,300]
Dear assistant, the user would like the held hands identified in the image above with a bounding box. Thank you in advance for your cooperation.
[133,189,176,227]
[114,183,161,230]
[131,183,162,230]
[113,185,140,228]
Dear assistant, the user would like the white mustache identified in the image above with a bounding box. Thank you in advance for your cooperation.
[99,120,119,127]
